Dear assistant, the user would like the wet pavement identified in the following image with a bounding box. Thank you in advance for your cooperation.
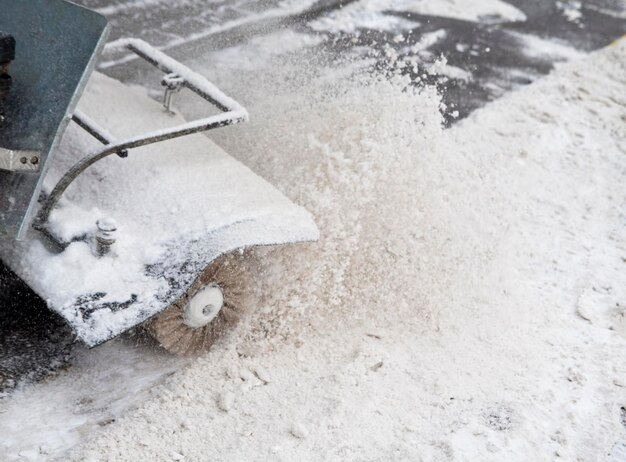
[0,0,624,392]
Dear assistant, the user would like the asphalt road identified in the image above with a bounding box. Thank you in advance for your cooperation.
[0,0,624,392]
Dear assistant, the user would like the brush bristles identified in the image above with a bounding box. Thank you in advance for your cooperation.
[147,250,253,355]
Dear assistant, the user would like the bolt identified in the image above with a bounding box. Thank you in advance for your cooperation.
[95,217,117,257]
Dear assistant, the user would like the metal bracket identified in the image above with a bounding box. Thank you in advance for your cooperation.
[35,38,248,235]
[0,147,40,172]
[0,33,37,173]
[162,73,184,112]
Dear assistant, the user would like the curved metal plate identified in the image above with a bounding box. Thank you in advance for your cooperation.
[0,0,108,240]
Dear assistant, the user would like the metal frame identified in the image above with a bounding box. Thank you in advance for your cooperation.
[35,38,248,232]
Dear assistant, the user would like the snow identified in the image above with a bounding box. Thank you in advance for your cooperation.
[311,5,420,34]
[48,38,626,461]
[586,3,626,19]
[198,30,325,71]
[507,30,584,61]
[311,0,526,33]
[556,0,583,23]
[428,56,473,82]
[407,29,448,53]
[217,391,235,412]
[395,0,526,22]
[94,0,168,16]
[0,341,183,460]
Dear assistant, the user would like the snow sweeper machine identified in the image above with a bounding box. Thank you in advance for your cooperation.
[0,0,318,354]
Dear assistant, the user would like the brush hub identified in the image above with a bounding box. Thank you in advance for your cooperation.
[182,284,224,329]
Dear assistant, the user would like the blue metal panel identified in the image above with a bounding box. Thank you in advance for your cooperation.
[0,0,108,239]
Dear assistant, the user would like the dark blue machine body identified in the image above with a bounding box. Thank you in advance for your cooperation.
[0,0,108,239]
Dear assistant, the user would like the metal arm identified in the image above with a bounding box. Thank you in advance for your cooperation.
[35,38,248,231]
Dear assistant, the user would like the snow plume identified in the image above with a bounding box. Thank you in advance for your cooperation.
[197,60,448,347]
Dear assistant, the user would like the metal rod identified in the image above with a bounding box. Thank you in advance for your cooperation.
[72,110,128,157]
[120,39,241,113]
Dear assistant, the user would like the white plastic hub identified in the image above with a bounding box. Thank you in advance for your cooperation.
[182,284,224,329]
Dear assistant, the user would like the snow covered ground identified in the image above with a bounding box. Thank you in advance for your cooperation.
[1,0,625,460]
